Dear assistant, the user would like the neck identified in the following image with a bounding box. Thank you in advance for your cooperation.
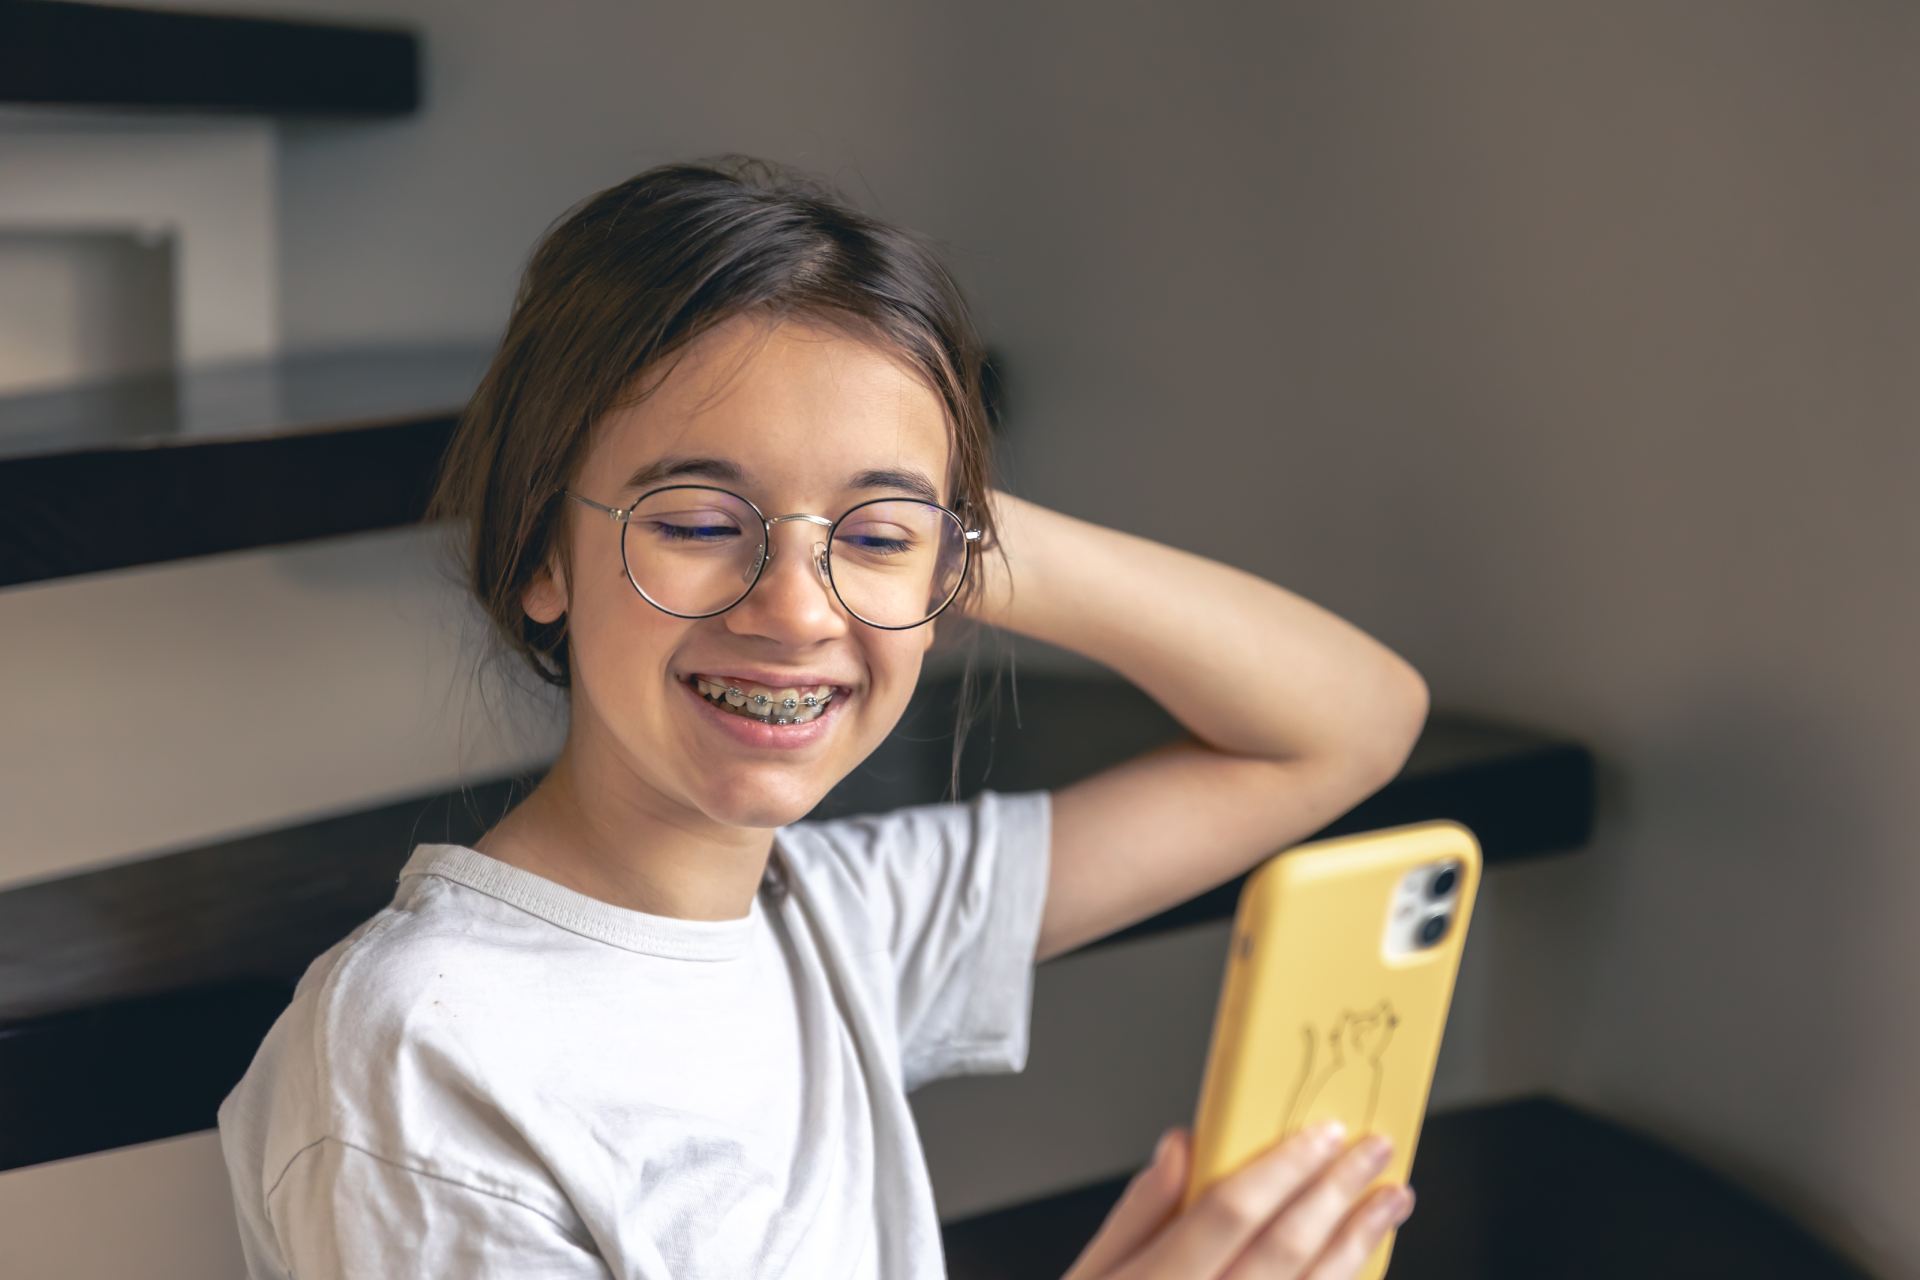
[474,743,774,924]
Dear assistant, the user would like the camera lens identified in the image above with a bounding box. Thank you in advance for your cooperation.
[1419,913,1449,946]
[1429,864,1459,898]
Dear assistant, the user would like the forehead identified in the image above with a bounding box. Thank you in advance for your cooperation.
[591,313,953,502]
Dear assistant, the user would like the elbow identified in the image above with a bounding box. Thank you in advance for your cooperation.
[1402,669,1432,730]
[1372,668,1430,780]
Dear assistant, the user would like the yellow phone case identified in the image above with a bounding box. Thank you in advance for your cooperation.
[1180,819,1482,1279]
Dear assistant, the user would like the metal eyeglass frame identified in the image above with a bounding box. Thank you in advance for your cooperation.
[561,484,983,631]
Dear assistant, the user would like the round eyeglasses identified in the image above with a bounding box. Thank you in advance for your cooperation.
[562,484,982,630]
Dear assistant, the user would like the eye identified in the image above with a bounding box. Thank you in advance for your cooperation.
[841,533,914,555]
[639,504,746,544]
[835,518,919,557]
[649,521,741,543]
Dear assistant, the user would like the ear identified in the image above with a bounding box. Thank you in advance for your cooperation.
[522,552,569,625]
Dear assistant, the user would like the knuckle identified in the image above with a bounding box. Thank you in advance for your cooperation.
[1259,1222,1322,1270]
[1316,1233,1369,1278]
[1338,1170,1377,1200]
[1339,1146,1387,1190]
[1200,1183,1269,1234]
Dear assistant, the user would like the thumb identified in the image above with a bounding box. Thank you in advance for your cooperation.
[1061,1127,1189,1280]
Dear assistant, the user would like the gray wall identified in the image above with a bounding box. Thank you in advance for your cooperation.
[1,2,1913,1276]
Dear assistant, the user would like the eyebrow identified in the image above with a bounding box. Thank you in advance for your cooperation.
[623,454,943,506]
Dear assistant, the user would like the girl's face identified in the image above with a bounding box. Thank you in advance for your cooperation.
[525,313,951,832]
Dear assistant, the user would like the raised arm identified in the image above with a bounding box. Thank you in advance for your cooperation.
[960,489,1430,965]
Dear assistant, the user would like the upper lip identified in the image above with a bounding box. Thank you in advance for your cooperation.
[684,668,856,692]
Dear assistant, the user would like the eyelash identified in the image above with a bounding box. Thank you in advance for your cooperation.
[644,523,914,556]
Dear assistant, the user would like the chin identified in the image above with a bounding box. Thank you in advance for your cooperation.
[694,776,835,830]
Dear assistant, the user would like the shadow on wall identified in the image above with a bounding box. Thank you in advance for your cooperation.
[1560,676,1902,1264]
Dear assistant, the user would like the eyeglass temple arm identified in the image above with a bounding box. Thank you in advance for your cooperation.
[956,497,983,540]
[564,490,624,520]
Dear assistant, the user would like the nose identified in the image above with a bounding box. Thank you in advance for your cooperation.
[726,517,847,641]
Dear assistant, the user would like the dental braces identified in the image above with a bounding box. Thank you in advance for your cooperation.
[722,685,829,727]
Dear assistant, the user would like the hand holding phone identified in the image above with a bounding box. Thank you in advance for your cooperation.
[1060,820,1476,1279]
[1059,1119,1415,1279]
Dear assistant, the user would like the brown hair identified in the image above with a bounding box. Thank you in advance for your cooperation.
[425,153,1012,801]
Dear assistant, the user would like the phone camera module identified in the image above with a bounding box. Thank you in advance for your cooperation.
[1418,913,1450,947]
[1428,864,1459,899]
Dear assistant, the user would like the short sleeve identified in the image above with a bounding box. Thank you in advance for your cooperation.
[783,788,1053,1092]
[268,1137,612,1279]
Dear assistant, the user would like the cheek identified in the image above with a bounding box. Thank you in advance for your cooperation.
[863,638,929,711]
[565,584,685,697]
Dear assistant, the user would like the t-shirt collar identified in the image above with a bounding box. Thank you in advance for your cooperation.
[397,841,776,961]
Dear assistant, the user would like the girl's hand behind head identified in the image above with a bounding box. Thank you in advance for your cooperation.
[1061,1124,1414,1280]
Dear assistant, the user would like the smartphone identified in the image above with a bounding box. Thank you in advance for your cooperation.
[1179,819,1482,1279]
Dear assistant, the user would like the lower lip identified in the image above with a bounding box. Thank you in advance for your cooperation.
[679,677,851,750]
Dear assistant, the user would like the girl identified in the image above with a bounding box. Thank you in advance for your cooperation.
[216,155,1430,1279]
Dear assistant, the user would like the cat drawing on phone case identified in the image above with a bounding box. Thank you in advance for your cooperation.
[1281,999,1400,1140]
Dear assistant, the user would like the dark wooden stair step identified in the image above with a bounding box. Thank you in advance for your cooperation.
[0,675,1592,1171]
[942,1095,1867,1280]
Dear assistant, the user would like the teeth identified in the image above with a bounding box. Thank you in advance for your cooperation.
[690,675,838,725]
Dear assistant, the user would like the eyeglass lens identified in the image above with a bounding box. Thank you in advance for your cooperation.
[620,487,968,627]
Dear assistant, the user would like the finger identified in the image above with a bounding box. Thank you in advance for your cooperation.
[1300,1184,1415,1280]
[1224,1135,1397,1279]
[1062,1128,1189,1280]
[1109,1122,1349,1280]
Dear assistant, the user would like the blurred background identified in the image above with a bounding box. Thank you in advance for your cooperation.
[1,1,1914,1276]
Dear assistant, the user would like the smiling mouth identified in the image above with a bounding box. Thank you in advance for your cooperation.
[685,674,843,725]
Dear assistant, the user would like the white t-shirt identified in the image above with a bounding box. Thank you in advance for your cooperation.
[215,788,1053,1278]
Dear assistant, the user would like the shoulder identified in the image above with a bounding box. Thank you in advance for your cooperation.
[774,789,1051,942]
[778,789,1052,896]
[313,871,587,1108]
[220,863,576,1170]
[782,788,1051,865]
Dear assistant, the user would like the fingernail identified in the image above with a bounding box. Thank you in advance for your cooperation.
[1312,1119,1347,1149]
[1391,1187,1417,1224]
[1153,1128,1175,1163]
